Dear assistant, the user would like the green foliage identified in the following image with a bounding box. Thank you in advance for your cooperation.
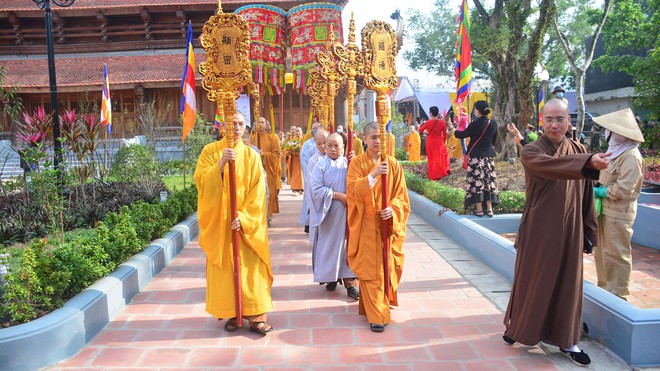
[404,169,526,214]
[0,186,198,326]
[125,202,169,244]
[496,190,527,213]
[395,147,408,161]
[184,114,216,162]
[0,66,23,123]
[641,124,660,150]
[110,144,160,183]
[595,0,660,119]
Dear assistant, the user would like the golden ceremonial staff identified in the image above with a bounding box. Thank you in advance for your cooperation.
[317,27,345,133]
[334,12,364,159]
[361,20,398,299]
[249,82,261,149]
[198,2,252,326]
[308,68,329,129]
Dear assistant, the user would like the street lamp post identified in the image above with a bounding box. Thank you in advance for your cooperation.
[33,0,75,177]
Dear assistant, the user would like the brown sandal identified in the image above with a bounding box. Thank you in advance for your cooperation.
[224,317,239,332]
[249,321,273,335]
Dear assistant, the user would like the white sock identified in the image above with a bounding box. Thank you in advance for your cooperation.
[562,344,581,353]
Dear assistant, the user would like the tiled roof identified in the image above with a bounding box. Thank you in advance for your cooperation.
[0,53,208,89]
[0,0,341,12]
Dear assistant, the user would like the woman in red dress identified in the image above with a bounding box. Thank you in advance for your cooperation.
[419,106,450,180]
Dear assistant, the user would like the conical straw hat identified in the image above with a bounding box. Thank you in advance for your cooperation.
[592,108,644,142]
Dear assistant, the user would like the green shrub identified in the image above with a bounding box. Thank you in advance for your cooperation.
[51,235,112,299]
[496,190,527,214]
[110,144,160,183]
[422,181,466,212]
[0,182,199,326]
[404,169,526,214]
[99,212,142,264]
[395,147,408,161]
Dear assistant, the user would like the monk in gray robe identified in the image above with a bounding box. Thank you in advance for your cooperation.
[502,99,611,367]
[307,130,328,244]
[300,122,323,232]
[309,133,359,299]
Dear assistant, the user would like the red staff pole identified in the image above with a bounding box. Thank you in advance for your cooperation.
[376,95,391,299]
[220,95,243,326]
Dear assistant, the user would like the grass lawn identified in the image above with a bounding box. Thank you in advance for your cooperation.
[162,174,195,191]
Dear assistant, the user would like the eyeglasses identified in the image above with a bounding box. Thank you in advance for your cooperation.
[543,116,567,125]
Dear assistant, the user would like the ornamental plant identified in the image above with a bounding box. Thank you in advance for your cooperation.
[15,106,53,171]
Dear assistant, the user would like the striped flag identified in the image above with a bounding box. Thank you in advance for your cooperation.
[538,88,545,128]
[181,21,197,142]
[100,63,112,134]
[454,0,473,104]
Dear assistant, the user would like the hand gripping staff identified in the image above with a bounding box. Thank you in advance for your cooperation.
[198,2,252,326]
[361,20,398,299]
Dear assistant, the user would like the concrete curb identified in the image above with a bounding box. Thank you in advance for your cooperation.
[408,190,660,367]
[0,214,199,371]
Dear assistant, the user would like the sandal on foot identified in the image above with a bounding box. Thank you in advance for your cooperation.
[469,211,484,217]
[224,318,239,332]
[369,323,385,332]
[249,321,273,335]
[486,210,494,217]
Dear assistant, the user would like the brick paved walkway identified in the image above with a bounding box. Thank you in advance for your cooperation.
[47,186,630,370]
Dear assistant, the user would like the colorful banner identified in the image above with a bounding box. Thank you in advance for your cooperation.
[454,0,473,104]
[287,2,343,94]
[180,21,196,142]
[235,5,287,94]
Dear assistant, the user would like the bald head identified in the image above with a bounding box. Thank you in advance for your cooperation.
[543,98,569,116]
[364,122,379,136]
[326,133,344,160]
[314,129,329,140]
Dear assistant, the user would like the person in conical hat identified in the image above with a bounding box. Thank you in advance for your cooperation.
[592,108,645,300]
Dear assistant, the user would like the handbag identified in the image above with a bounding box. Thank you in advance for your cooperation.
[462,120,491,170]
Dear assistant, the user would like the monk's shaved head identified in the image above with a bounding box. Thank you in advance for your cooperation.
[327,133,343,143]
[543,98,569,116]
[363,122,379,136]
[314,129,329,140]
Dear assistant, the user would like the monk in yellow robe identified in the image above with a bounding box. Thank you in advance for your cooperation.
[408,126,421,162]
[352,134,364,156]
[285,127,304,193]
[387,131,396,157]
[256,117,281,227]
[347,122,410,332]
[194,111,273,335]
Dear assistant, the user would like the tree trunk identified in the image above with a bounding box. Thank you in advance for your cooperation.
[575,70,586,139]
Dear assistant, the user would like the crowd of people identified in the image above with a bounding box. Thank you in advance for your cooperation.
[192,98,646,367]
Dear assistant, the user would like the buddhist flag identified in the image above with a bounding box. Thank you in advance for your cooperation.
[538,88,545,128]
[181,21,197,142]
[214,105,222,129]
[100,63,112,134]
[454,0,473,104]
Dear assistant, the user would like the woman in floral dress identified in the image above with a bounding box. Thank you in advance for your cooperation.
[452,100,499,217]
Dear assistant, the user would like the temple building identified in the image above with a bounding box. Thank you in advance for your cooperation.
[0,0,348,140]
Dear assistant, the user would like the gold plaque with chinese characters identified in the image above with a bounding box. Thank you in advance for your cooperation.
[198,13,252,97]
[361,21,397,95]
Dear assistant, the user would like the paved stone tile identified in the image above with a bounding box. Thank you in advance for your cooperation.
[45,186,631,370]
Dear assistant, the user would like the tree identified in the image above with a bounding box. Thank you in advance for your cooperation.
[552,0,613,138]
[405,0,557,159]
[594,0,659,120]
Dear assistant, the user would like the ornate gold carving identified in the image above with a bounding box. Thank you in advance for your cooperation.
[198,12,252,147]
[334,12,364,132]
[361,20,397,158]
[316,26,345,130]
